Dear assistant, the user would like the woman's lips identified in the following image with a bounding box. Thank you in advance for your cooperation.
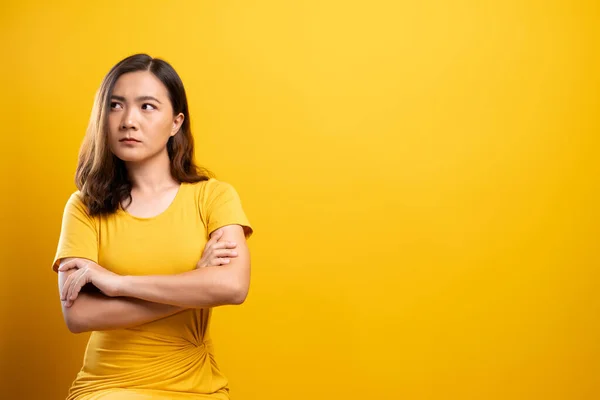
[120,139,141,143]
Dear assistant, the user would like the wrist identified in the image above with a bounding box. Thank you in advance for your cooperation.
[117,275,134,297]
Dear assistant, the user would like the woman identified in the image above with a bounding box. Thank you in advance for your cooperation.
[52,53,254,400]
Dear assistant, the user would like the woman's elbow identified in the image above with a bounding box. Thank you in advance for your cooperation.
[227,280,249,305]
[65,316,85,334]
[218,266,250,305]
[230,288,248,305]
[63,308,89,334]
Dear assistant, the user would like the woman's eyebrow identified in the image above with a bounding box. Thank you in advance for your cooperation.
[111,95,162,104]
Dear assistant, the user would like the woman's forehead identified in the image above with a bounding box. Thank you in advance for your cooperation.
[112,71,168,100]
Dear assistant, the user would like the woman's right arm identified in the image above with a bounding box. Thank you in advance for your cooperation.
[59,267,184,333]
[57,233,237,333]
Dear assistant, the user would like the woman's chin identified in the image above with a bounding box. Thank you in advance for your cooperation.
[113,152,147,163]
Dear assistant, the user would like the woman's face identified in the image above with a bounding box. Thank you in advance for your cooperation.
[107,70,184,163]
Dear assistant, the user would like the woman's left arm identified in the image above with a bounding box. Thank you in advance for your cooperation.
[119,224,251,308]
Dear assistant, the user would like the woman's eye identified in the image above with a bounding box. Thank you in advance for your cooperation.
[110,102,122,109]
[142,103,156,110]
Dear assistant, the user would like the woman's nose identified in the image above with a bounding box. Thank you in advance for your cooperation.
[120,109,138,130]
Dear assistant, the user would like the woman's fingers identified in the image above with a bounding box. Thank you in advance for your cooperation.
[64,269,83,306]
[214,248,238,258]
[70,269,88,300]
[58,258,79,272]
[205,234,217,248]
[197,232,238,269]
[61,270,77,301]
[63,268,88,307]
[209,243,238,266]
[59,259,84,300]
[68,269,89,304]
[211,241,237,250]
[207,229,224,245]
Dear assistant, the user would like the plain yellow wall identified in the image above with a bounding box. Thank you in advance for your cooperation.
[1,1,598,399]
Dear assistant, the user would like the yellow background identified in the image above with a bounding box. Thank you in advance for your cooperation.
[1,1,598,399]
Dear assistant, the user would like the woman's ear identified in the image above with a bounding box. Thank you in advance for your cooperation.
[171,113,185,136]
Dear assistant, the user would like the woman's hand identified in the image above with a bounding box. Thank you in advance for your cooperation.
[196,228,238,269]
[58,259,122,307]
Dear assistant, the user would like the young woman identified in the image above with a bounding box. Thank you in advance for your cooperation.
[52,53,254,400]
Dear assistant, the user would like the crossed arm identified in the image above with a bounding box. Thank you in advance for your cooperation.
[57,224,250,333]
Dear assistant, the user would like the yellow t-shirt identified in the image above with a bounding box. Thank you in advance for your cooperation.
[52,178,253,400]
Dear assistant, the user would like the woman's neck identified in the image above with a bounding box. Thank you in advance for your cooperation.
[125,150,178,193]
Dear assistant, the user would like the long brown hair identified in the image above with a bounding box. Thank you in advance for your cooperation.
[75,53,213,216]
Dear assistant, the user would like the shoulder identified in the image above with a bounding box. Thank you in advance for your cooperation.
[67,190,84,204]
[62,190,96,221]
[188,178,239,200]
[63,190,85,209]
